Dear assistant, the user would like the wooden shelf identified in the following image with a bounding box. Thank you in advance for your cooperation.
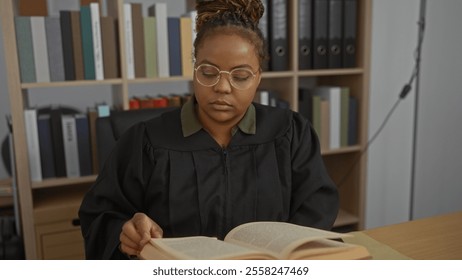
[31,175,97,190]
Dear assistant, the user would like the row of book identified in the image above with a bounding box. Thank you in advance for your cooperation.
[299,86,358,150]
[14,2,197,83]
[23,104,111,181]
[129,94,192,110]
[261,0,357,71]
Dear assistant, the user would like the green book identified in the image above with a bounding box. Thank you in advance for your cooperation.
[15,17,36,83]
[80,6,95,80]
[144,17,158,78]
[340,87,350,147]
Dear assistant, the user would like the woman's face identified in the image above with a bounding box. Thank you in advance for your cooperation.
[193,33,261,127]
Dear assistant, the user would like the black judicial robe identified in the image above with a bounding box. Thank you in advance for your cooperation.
[78,103,339,259]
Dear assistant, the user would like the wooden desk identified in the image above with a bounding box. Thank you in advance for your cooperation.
[353,211,462,260]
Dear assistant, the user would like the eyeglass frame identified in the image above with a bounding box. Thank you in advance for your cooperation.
[193,63,260,90]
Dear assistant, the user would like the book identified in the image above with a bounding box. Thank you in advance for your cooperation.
[140,221,370,260]
[179,16,193,77]
[100,16,119,79]
[167,17,182,76]
[90,3,104,80]
[343,0,357,68]
[144,17,158,78]
[327,0,343,68]
[37,114,56,179]
[14,16,36,83]
[123,3,135,79]
[313,0,328,69]
[24,109,42,181]
[148,3,170,77]
[70,10,85,80]
[298,0,312,70]
[131,3,146,78]
[18,0,48,16]
[60,11,76,80]
[75,114,92,176]
[30,16,50,82]
[49,107,66,177]
[45,17,65,82]
[61,115,80,177]
[267,0,289,71]
[80,5,96,80]
[313,86,341,149]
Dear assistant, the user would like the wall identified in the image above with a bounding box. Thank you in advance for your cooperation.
[366,0,462,228]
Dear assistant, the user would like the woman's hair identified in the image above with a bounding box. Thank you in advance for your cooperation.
[194,0,268,67]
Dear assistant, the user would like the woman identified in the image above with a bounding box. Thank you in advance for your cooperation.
[79,0,339,259]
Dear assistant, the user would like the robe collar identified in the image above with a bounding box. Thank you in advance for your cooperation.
[181,95,256,137]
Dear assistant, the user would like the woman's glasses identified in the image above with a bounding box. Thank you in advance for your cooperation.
[194,64,259,90]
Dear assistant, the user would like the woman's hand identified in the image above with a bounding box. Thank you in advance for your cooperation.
[119,212,163,257]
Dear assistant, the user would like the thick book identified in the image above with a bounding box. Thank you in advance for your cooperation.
[37,114,56,179]
[75,114,92,176]
[148,3,170,77]
[61,115,80,177]
[179,16,193,77]
[24,109,42,181]
[327,0,343,68]
[144,17,158,78]
[140,222,371,260]
[343,0,357,67]
[298,0,312,70]
[131,3,146,78]
[268,0,289,71]
[80,5,96,80]
[14,16,36,83]
[90,3,104,80]
[30,16,50,82]
[45,17,65,82]
[100,16,119,79]
[313,0,328,69]
[167,17,182,76]
[123,3,135,79]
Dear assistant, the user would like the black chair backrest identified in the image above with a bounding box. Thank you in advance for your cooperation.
[95,107,176,171]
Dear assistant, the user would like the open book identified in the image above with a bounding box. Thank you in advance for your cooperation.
[139,221,371,260]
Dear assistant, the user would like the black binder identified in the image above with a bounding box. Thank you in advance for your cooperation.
[298,0,312,70]
[259,0,270,71]
[343,0,357,68]
[328,0,343,68]
[268,0,289,71]
[313,0,328,69]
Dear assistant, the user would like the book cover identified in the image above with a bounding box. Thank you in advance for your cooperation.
[45,17,65,82]
[268,0,289,71]
[123,3,135,79]
[167,17,182,76]
[131,3,146,78]
[14,16,36,83]
[37,114,56,178]
[24,109,42,181]
[70,10,85,80]
[75,114,92,176]
[100,16,119,79]
[144,17,158,78]
[80,5,96,80]
[148,3,170,77]
[49,107,66,177]
[30,16,50,82]
[180,16,193,77]
[90,3,104,80]
[61,115,80,177]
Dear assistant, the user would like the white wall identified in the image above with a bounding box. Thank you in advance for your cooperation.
[366,0,462,228]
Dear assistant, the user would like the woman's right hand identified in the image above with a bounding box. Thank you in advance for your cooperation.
[119,212,163,257]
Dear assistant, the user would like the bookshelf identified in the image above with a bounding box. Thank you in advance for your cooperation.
[0,0,371,259]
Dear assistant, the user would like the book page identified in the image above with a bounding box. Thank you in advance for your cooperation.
[224,222,350,259]
[141,236,275,260]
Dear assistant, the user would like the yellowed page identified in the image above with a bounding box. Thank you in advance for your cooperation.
[224,222,351,259]
[140,236,275,260]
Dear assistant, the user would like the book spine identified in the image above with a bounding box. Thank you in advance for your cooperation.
[149,3,170,77]
[45,17,65,82]
[144,17,158,78]
[90,3,104,80]
[80,6,96,80]
[61,115,80,177]
[50,108,67,177]
[131,3,146,78]
[100,16,119,79]
[179,17,193,77]
[37,114,56,178]
[24,109,42,181]
[30,16,50,82]
[70,11,85,80]
[167,17,182,76]
[14,16,36,83]
[75,114,93,176]
[123,3,135,79]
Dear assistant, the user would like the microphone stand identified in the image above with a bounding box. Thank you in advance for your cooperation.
[409,0,427,220]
